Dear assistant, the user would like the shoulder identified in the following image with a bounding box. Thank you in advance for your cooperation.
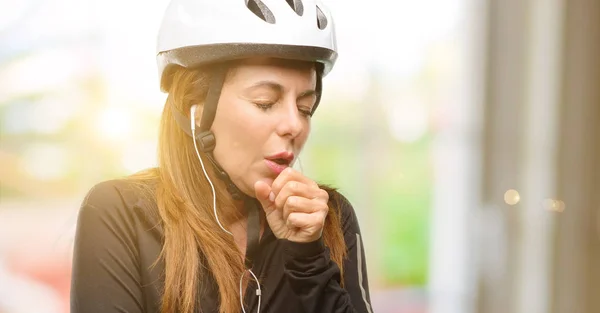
[78,175,159,228]
[82,178,154,210]
[83,179,139,208]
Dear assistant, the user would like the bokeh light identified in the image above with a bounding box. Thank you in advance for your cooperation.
[543,198,565,213]
[504,189,521,205]
[95,106,133,142]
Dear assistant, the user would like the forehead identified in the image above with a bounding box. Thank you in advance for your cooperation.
[225,57,316,85]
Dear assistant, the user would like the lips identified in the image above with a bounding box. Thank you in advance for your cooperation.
[265,151,294,165]
[265,151,294,175]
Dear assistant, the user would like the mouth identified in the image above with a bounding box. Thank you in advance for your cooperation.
[265,151,294,165]
[270,158,291,165]
[264,151,294,175]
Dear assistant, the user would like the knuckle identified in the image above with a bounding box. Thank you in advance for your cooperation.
[311,199,327,213]
[321,203,330,214]
[286,196,297,207]
[320,211,328,224]
[313,214,325,227]
[319,189,329,200]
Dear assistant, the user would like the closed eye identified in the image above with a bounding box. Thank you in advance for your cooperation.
[255,101,276,111]
[298,107,313,117]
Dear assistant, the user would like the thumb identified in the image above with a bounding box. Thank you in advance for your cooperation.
[254,181,275,213]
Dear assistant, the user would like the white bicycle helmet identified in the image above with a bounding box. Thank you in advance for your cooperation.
[156,0,338,92]
[155,0,338,202]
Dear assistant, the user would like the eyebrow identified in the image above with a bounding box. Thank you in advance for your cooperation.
[245,81,318,100]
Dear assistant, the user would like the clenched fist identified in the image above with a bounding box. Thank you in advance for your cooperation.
[254,168,329,243]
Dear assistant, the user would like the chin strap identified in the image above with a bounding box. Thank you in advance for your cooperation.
[170,65,247,201]
[245,199,261,268]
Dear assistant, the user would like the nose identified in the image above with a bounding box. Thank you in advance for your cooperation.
[275,100,304,139]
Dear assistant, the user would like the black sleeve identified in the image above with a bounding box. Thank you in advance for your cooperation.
[70,181,145,313]
[282,194,374,313]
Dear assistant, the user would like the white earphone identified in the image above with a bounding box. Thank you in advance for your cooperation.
[189,105,262,313]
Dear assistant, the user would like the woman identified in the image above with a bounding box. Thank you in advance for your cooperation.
[70,0,373,312]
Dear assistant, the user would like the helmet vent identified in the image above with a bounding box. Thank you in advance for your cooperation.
[285,0,304,16]
[245,0,276,24]
[316,5,327,29]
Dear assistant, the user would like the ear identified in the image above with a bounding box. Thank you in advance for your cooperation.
[191,104,204,128]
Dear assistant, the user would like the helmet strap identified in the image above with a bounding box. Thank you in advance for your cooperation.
[169,65,248,201]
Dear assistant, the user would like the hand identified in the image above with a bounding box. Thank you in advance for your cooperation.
[254,168,329,243]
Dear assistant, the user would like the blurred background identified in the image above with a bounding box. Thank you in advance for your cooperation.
[0,0,599,312]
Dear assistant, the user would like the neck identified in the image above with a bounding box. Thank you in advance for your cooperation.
[218,196,251,226]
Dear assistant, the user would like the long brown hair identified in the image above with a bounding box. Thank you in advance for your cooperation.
[128,63,347,313]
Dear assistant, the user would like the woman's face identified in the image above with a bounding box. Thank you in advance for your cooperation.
[207,57,317,196]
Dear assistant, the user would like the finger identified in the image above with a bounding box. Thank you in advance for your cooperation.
[282,196,328,222]
[286,210,328,230]
[254,180,275,215]
[274,181,326,210]
[271,168,318,196]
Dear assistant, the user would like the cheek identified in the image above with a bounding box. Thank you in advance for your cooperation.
[302,120,312,138]
[214,99,248,135]
[214,103,269,152]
